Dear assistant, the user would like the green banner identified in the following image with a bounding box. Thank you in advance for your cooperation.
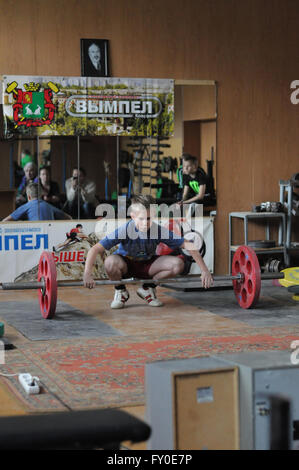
[2,75,174,138]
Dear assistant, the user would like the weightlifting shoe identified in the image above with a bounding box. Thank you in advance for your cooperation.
[111,287,130,309]
[136,286,163,307]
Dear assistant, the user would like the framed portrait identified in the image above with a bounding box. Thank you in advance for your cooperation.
[80,39,110,77]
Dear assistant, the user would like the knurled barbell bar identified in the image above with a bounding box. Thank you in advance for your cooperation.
[0,246,297,319]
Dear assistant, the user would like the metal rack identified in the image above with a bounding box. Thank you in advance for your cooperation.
[229,211,287,273]
[279,179,299,255]
[125,136,178,197]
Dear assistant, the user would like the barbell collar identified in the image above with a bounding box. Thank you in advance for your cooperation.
[1,281,44,291]
[260,272,285,280]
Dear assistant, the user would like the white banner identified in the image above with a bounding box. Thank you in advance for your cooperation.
[0,217,214,282]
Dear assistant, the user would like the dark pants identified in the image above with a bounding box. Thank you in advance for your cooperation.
[63,200,94,219]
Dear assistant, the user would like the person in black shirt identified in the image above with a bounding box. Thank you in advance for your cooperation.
[177,154,207,215]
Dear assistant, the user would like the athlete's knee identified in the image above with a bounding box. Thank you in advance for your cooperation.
[105,255,126,276]
[169,257,185,276]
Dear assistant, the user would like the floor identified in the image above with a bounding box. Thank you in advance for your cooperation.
[0,279,298,450]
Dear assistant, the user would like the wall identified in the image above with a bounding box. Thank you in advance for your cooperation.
[1,0,299,273]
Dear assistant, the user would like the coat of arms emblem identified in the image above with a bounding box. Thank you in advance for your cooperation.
[6,81,59,128]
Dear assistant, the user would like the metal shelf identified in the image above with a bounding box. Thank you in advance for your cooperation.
[230,245,286,253]
[229,211,287,273]
[279,180,299,254]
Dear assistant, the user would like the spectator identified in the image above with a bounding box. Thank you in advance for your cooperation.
[64,167,97,219]
[177,153,208,216]
[39,166,61,208]
[3,183,71,221]
[16,161,38,207]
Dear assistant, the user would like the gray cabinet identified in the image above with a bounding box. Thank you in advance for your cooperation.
[145,352,299,450]
[215,351,299,450]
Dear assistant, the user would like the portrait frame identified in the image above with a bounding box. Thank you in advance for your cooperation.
[80,38,110,77]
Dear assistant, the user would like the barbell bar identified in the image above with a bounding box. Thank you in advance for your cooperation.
[0,271,286,291]
[1,274,244,290]
[0,247,292,319]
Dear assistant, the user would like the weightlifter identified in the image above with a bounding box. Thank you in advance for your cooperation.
[83,194,213,308]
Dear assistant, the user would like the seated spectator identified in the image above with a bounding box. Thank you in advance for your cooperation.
[176,153,209,216]
[16,161,38,207]
[39,166,61,208]
[3,183,72,222]
[64,167,97,219]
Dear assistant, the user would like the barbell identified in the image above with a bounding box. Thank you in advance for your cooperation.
[0,246,298,319]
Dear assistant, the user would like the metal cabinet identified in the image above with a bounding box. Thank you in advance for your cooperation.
[145,351,299,450]
[215,351,299,450]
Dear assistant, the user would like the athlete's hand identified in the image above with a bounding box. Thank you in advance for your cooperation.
[83,272,95,289]
[201,269,213,289]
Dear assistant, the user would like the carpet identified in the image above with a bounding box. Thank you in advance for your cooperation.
[2,326,299,411]
[0,301,123,340]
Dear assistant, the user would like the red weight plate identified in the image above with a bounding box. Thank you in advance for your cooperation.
[165,219,182,236]
[156,242,174,256]
[38,251,57,319]
[156,219,183,256]
[232,246,261,309]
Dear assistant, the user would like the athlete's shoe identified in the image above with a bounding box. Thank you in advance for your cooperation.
[110,287,130,309]
[136,286,163,307]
